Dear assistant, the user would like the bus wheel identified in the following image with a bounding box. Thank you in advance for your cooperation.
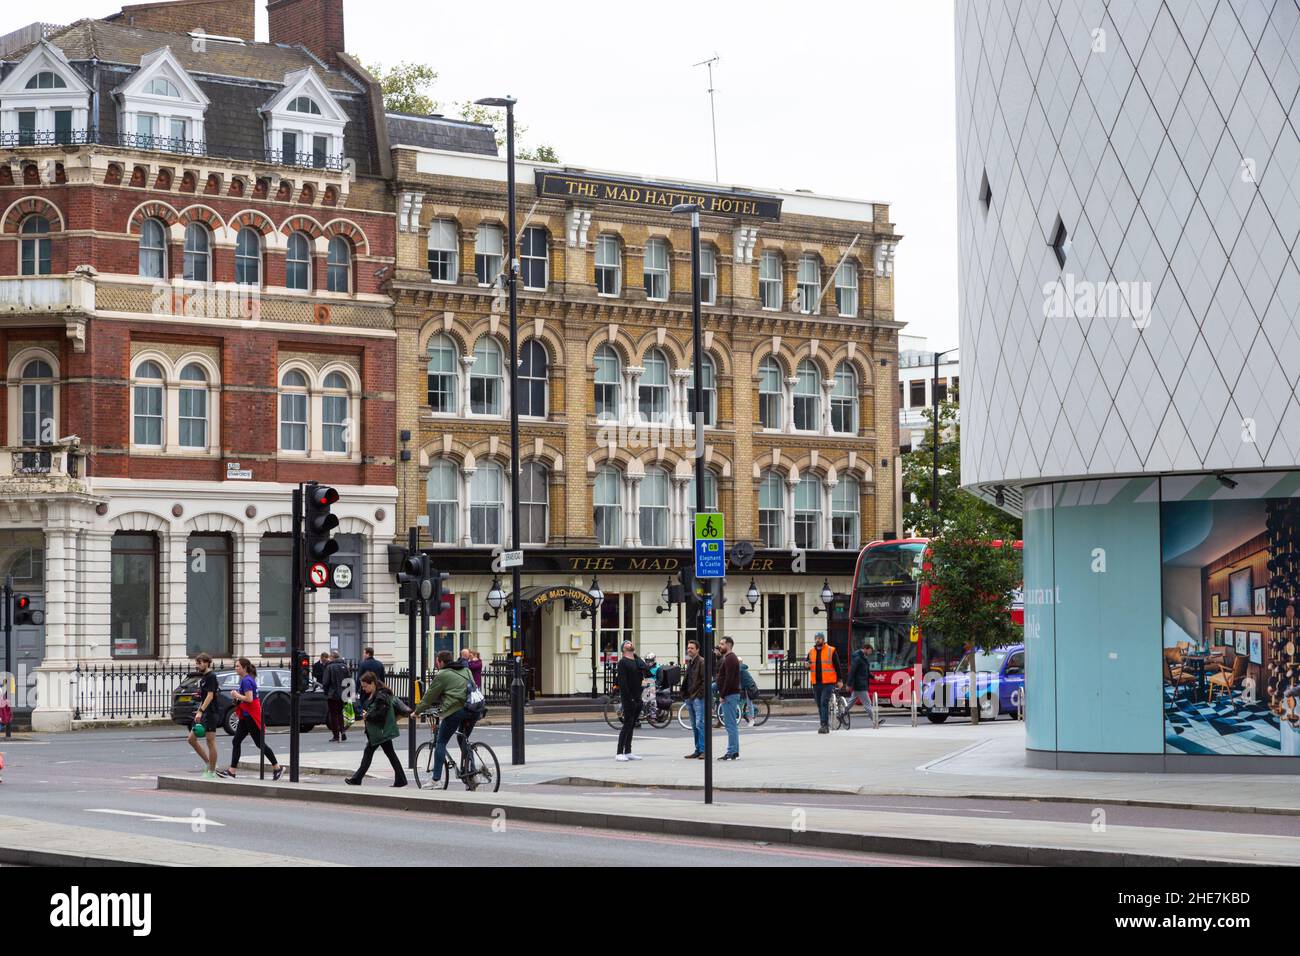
[926,713,949,724]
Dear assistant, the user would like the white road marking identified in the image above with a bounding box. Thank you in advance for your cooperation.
[86,809,226,826]
[775,801,1012,815]
[478,728,619,739]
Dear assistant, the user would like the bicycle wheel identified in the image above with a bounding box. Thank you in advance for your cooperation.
[647,705,672,729]
[602,695,623,730]
[677,702,692,730]
[412,741,437,790]
[839,704,852,730]
[464,742,501,792]
[750,697,771,727]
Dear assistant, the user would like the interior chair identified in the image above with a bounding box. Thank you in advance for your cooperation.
[1206,656,1248,704]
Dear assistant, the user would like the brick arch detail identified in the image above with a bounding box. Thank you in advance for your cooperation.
[280,214,324,239]
[127,200,180,234]
[750,340,790,378]
[417,319,469,358]
[321,217,369,256]
[176,204,226,231]
[822,344,874,386]
[583,328,637,368]
[229,209,277,237]
[520,328,566,369]
[2,195,65,234]
[631,329,687,369]
[787,344,831,380]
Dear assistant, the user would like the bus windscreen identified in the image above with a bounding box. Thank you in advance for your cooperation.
[855,542,926,588]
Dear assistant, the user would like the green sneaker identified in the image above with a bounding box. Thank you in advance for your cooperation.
[201,769,218,780]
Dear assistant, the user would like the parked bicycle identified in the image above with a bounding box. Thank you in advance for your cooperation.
[676,694,770,730]
[603,692,673,730]
[830,688,852,730]
[412,714,500,792]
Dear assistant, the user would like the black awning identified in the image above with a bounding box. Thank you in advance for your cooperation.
[506,584,599,614]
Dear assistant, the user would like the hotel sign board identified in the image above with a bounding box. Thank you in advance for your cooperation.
[534,170,782,221]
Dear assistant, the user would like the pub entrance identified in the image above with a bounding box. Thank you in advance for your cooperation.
[507,584,597,698]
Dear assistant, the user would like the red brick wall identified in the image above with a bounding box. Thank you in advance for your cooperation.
[112,0,256,40]
[267,0,346,69]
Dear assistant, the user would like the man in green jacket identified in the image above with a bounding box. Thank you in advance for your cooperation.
[414,650,474,776]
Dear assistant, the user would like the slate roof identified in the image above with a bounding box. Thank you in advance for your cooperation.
[7,19,362,92]
[384,112,497,156]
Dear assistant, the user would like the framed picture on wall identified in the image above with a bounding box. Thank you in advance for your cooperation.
[1211,593,1220,617]
[1213,627,1224,646]
[1236,630,1249,655]
[1229,567,1253,615]
[1249,632,1263,665]
[1220,599,1230,616]
[1255,587,1268,616]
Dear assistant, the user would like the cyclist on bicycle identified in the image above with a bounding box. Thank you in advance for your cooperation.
[413,650,475,777]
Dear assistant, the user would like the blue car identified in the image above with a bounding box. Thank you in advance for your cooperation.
[926,644,1024,723]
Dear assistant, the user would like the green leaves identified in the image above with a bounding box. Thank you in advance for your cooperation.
[366,61,440,116]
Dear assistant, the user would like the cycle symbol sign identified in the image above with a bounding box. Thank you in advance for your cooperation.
[694,514,726,579]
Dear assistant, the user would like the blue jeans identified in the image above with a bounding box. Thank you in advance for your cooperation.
[813,685,834,726]
[721,693,741,755]
[687,698,706,754]
[434,708,466,775]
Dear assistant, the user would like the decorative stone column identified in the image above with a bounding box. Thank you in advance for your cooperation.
[460,355,476,414]
[822,379,836,435]
[785,474,800,550]
[822,477,837,550]
[624,366,644,424]
[671,475,691,549]
[672,368,691,430]
[459,465,475,546]
[625,474,642,548]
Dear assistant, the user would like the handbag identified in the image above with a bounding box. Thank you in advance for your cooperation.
[392,696,412,717]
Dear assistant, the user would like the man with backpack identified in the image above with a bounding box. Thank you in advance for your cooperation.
[323,650,350,742]
[845,641,881,726]
[413,651,483,779]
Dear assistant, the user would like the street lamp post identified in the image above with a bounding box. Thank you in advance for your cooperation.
[477,95,525,765]
[588,576,603,699]
[930,348,958,517]
[672,201,711,804]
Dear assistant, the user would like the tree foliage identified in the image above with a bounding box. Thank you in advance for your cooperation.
[366,61,440,116]
[901,399,1020,540]
[456,101,560,162]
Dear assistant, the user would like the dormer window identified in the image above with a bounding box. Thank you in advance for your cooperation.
[145,78,180,97]
[114,47,208,155]
[261,68,347,171]
[26,72,66,90]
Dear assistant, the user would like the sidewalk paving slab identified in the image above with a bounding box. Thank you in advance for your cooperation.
[157,774,1299,866]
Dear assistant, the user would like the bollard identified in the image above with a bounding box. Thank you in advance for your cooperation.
[911,688,918,727]
[872,692,880,729]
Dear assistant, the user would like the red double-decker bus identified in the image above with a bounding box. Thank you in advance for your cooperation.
[847,537,1023,714]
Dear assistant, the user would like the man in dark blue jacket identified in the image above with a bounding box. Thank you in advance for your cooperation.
[845,642,882,726]
[357,647,384,716]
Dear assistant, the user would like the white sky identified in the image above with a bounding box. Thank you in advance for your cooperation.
[15,0,959,346]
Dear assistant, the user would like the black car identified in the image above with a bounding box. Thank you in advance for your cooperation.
[171,668,328,735]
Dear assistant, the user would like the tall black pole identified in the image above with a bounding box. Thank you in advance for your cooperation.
[406,525,418,769]
[686,209,712,805]
[3,575,11,741]
[504,100,526,766]
[930,351,940,515]
[590,608,598,700]
[288,485,302,783]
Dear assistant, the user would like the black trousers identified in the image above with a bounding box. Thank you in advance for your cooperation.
[353,739,406,783]
[326,698,345,736]
[617,698,641,754]
[230,716,277,767]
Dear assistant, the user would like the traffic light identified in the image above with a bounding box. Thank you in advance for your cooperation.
[677,567,705,616]
[303,482,340,589]
[431,568,451,616]
[13,593,43,626]
[397,552,430,616]
[293,649,311,693]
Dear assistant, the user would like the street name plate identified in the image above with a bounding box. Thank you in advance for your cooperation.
[502,549,524,568]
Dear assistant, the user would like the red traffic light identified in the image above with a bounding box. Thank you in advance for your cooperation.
[15,595,29,611]
[311,486,339,507]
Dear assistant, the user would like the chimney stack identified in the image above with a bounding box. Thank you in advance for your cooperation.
[267,0,345,69]
[112,0,255,41]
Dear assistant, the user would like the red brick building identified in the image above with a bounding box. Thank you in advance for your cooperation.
[0,0,398,729]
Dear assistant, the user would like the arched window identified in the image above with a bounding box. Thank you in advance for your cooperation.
[427,219,459,282]
[643,238,669,301]
[321,370,350,453]
[183,223,210,282]
[139,218,167,278]
[520,461,549,545]
[520,225,548,290]
[639,348,669,423]
[594,344,621,422]
[794,476,822,549]
[832,477,860,550]
[326,236,351,293]
[835,261,858,317]
[279,368,309,451]
[235,226,262,285]
[793,360,821,431]
[595,234,621,296]
[19,359,54,446]
[20,216,50,276]
[759,356,783,429]
[288,95,322,114]
[145,77,180,97]
[594,465,622,547]
[686,468,719,531]
[25,71,67,89]
[687,354,716,427]
[797,254,820,313]
[470,462,504,545]
[426,459,459,544]
[759,471,784,548]
[177,363,208,449]
[475,223,503,286]
[286,231,312,290]
[133,360,165,447]
[426,333,458,413]
[470,338,503,415]
[759,250,783,310]
[519,339,547,418]
[699,245,718,305]
[640,466,670,547]
[830,362,857,434]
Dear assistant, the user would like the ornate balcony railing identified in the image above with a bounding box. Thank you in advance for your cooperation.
[116,131,206,155]
[264,148,346,171]
[0,441,83,483]
[0,128,94,148]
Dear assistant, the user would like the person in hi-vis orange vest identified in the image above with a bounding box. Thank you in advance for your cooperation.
[808,633,839,733]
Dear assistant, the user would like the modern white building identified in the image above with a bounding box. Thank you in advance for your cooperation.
[897,334,959,451]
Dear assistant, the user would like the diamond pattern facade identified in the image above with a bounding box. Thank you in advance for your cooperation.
[957,0,1300,497]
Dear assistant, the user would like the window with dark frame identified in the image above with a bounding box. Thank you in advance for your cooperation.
[186,533,231,655]
[111,532,158,658]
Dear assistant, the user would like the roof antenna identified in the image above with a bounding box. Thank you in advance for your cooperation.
[693,54,720,182]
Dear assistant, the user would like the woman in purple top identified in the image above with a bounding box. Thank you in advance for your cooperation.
[462,648,484,689]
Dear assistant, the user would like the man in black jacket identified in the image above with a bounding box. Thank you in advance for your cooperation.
[312,653,329,686]
[615,641,644,761]
[845,642,882,727]
[323,651,349,742]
